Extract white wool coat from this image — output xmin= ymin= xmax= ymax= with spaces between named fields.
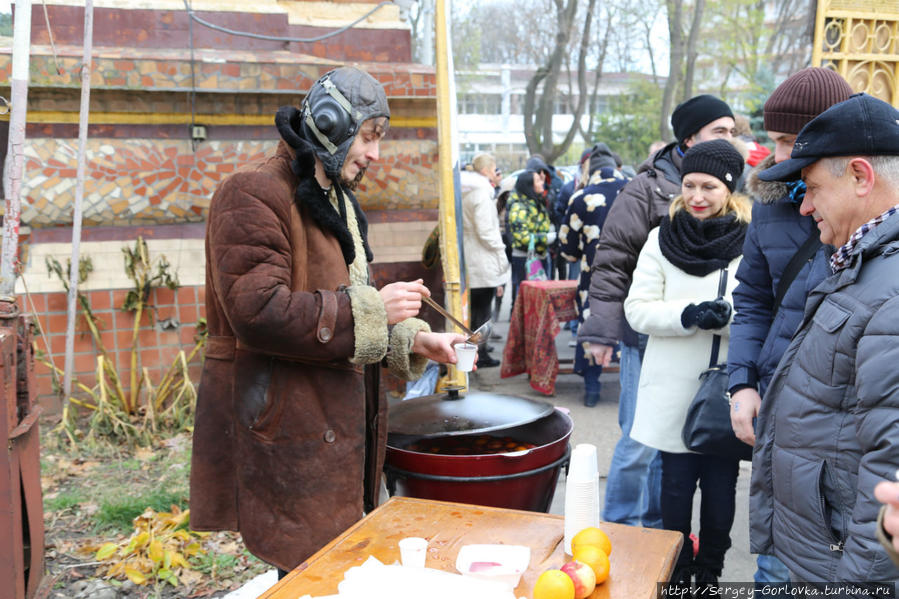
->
xmin=460 ymin=169 xmax=510 ymax=289
xmin=624 ymin=227 xmax=741 ymax=454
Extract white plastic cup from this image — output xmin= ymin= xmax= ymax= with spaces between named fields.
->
xmin=453 ymin=342 xmax=477 ymax=372
xmin=568 ymin=444 xmax=599 ymax=481
xmin=398 ymin=536 xmax=428 ymax=568
xmin=564 ymin=443 xmax=600 ymax=555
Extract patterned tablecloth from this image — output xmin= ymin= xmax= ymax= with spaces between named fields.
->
xmin=501 ymin=279 xmax=578 ymax=395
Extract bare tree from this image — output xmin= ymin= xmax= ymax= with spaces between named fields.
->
xmin=659 ymin=0 xmax=685 ymax=140
xmin=659 ymin=0 xmax=707 ymax=140
xmin=682 ymin=0 xmax=706 ymax=99
xmin=702 ymin=0 xmax=812 ymax=110
xmin=522 ymin=0 xmax=598 ymax=162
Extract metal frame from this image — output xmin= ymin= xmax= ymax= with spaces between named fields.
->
xmin=813 ymin=0 xmax=899 ymax=106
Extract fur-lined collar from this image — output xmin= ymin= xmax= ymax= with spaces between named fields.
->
xmin=746 ymin=153 xmax=791 ymax=205
xmin=274 ymin=140 xmax=374 ymax=268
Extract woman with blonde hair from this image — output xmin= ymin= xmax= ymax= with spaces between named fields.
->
xmin=624 ymin=139 xmax=750 ymax=590
xmin=460 ymin=153 xmax=508 ymax=367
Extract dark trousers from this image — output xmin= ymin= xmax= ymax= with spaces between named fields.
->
xmin=660 ymin=451 xmax=740 ymax=575
xmin=509 ymin=255 xmax=550 ymax=308
xmin=470 ymin=287 xmax=495 ymax=356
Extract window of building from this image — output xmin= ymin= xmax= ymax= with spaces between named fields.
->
xmin=457 ymin=94 xmax=502 ymax=114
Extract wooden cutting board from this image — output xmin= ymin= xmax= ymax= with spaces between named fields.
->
xmin=259 ymin=496 xmax=681 ymax=599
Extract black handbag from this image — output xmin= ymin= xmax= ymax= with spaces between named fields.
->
xmin=681 ymin=268 xmax=753 ymax=461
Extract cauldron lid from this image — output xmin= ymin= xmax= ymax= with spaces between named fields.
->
xmin=387 ymin=389 xmax=555 ymax=437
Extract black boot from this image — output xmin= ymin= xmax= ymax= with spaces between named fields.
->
xmin=477 ymin=353 xmax=500 ymax=368
xmin=693 ymin=566 xmax=720 ymax=596
xmin=667 ymin=563 xmax=694 ymax=597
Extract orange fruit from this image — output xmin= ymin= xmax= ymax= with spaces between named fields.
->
xmin=572 ymin=544 xmax=611 ymax=583
xmin=533 ymin=569 xmax=576 ymax=599
xmin=571 ymin=526 xmax=612 ymax=556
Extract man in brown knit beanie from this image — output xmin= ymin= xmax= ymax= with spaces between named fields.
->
xmin=726 ymin=67 xmax=853 ymax=589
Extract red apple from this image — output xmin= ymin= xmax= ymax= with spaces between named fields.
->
xmin=561 ymin=559 xmax=597 ymax=599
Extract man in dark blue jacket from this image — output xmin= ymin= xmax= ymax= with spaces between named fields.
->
xmin=726 ymin=67 xmax=852 ymax=586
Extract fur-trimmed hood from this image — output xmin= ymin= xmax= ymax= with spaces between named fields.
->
xmin=746 ymin=153 xmax=791 ymax=205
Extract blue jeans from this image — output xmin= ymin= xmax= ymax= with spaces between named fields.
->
xmin=601 ymin=342 xmax=663 ymax=527
xmin=755 ymin=553 xmax=791 ymax=596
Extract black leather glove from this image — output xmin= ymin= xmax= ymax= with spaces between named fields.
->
xmin=681 ymin=299 xmax=732 ymax=330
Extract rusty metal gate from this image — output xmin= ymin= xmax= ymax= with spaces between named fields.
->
xmin=1 ymin=315 xmax=44 ymax=598
xmin=813 ymin=0 xmax=899 ymax=106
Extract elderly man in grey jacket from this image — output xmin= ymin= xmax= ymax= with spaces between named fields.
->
xmin=752 ymin=93 xmax=899 ymax=590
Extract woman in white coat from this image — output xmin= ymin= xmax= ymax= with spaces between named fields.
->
xmin=624 ymin=139 xmax=751 ymax=590
xmin=460 ymin=153 xmax=510 ymax=367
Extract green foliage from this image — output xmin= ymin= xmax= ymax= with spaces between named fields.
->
xmin=0 ymin=14 xmax=11 ymax=37
xmin=95 ymin=490 xmax=189 ymax=533
xmin=191 ymin=551 xmax=240 ymax=575
xmin=590 ymin=79 xmax=664 ymax=165
xmin=45 ymin=490 xmax=88 ymax=512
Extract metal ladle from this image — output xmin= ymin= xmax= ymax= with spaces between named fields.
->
xmin=422 ymin=296 xmax=491 ymax=345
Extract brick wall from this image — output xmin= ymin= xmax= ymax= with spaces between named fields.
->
xmin=23 ymin=286 xmax=206 ymax=414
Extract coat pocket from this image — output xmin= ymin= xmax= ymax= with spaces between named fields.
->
xmin=772 ymin=452 xmax=843 ymax=550
xmin=234 ymin=352 xmax=279 ymax=439
xmin=798 ymin=298 xmax=852 ymax=393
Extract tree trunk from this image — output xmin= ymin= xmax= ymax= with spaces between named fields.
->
xmin=522 ymin=0 xmax=590 ymax=163
xmin=682 ymin=0 xmax=705 ymax=101
xmin=660 ymin=0 xmax=684 ymax=141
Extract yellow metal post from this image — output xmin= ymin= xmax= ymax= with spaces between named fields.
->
xmin=434 ymin=0 xmax=467 ymax=389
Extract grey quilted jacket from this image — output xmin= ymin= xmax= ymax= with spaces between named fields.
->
xmin=750 ymin=210 xmax=899 ymax=586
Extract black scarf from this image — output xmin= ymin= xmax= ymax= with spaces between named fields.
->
xmin=658 ymin=210 xmax=746 ymax=277
xmin=274 ymin=106 xmax=373 ymax=266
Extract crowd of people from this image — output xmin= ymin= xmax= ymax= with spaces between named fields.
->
xmin=461 ymin=67 xmax=899 ymax=593
xmin=189 ymin=63 xmax=899 ymax=592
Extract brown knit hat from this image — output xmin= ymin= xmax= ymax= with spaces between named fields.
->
xmin=763 ymin=68 xmax=853 ymax=134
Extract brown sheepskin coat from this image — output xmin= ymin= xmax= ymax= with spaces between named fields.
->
xmin=190 ymin=142 xmax=427 ymax=570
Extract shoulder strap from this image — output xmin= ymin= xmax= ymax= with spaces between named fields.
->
xmin=772 ymin=230 xmax=822 ymax=315
xmin=709 ymin=268 xmax=728 ymax=367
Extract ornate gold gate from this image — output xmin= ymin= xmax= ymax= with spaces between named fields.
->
xmin=813 ymin=0 xmax=899 ymax=107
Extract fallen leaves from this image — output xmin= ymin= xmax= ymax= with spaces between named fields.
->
xmin=81 ymin=505 xmax=207 ymax=587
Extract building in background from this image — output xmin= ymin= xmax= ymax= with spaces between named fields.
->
xmin=455 ymin=64 xmax=662 ymax=167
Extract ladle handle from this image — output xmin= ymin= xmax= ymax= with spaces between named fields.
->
xmin=422 ymin=295 xmax=474 ymax=336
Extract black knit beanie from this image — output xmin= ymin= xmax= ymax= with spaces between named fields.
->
xmin=681 ymin=139 xmax=745 ymax=192
xmin=763 ymin=67 xmax=853 ymax=134
xmin=671 ymin=94 xmax=734 ymax=144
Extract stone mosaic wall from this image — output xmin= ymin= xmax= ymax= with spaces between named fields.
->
xmin=1 ymin=47 xmax=436 ymax=98
xmin=21 ymin=137 xmax=439 ymax=227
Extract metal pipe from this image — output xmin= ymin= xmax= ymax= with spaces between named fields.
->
xmin=0 ymin=0 xmax=33 ymax=310
xmin=63 ymin=0 xmax=93 ymax=401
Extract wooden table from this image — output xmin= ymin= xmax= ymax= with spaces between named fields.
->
xmin=260 ymin=496 xmax=682 ymax=599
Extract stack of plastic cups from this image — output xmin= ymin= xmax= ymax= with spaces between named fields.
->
xmin=563 ymin=443 xmax=600 ymax=555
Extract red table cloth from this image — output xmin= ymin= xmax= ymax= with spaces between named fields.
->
xmin=501 ymin=279 xmax=578 ymax=395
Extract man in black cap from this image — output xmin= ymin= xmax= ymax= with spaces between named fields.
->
xmin=576 ymin=94 xmax=735 ymax=529
xmin=190 ymin=66 xmax=465 ymax=575
xmin=751 ymin=93 xmax=899 ymax=587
